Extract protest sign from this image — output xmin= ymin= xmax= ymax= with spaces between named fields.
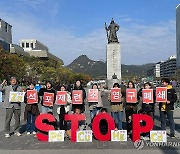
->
xmin=111 ymin=88 xmax=121 ymax=102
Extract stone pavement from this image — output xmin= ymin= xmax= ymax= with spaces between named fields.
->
xmin=0 ymin=90 xmax=179 ymax=153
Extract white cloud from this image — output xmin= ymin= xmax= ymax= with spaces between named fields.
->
xmin=17 ymin=0 xmax=49 ymax=10
xmin=0 ymin=9 xmax=176 ymax=65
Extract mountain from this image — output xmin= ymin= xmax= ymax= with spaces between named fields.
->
xmin=67 ymin=55 xmax=106 ymax=78
xmin=67 ymin=55 xmax=154 ymax=78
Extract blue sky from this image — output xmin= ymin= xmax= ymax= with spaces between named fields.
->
xmin=0 ymin=0 xmax=180 ymax=65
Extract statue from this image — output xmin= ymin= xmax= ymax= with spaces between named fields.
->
xmin=112 ymin=73 xmax=117 ymax=79
xmin=105 ymin=18 xmax=119 ymax=43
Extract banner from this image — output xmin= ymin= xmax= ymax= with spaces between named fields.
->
xmin=27 ymin=90 xmax=38 ymax=104
xmin=88 ymin=89 xmax=98 ymax=102
xmin=0 ymin=92 xmax=2 ymax=102
xmin=111 ymin=88 xmax=121 ymax=102
xmin=126 ymin=89 xmax=137 ymax=103
xmin=56 ymin=91 xmax=67 ymax=105
xmin=49 ymin=130 xmax=65 ymax=142
xmin=43 ymin=92 xmax=54 ymax=107
xmin=9 ymin=91 xmax=25 ymax=102
xmin=76 ymin=130 xmax=92 ymax=142
xmin=156 ymin=87 xmax=167 ymax=102
xmin=111 ymin=130 xmax=127 ymax=141
xmin=72 ymin=90 xmax=83 ymax=104
xmin=150 ymin=131 xmax=167 ymax=142
xmin=142 ymin=89 xmax=153 ymax=104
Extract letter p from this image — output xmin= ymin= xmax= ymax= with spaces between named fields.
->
xmin=132 ymin=114 xmax=154 ymax=142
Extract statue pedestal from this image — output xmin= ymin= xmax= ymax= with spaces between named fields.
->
xmin=106 ymin=79 xmax=120 ymax=89
xmin=106 ymin=43 xmax=121 ymax=89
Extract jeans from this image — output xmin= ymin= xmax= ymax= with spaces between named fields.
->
xmin=41 ymin=106 xmax=53 ymax=113
xmin=111 ymin=111 xmax=123 ymax=130
xmin=26 ymin=112 xmax=36 ymax=133
xmin=90 ymin=108 xmax=97 ymax=120
xmin=160 ymin=110 xmax=175 ymax=135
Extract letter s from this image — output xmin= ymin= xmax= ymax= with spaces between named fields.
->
xmin=35 ymin=114 xmax=56 ymax=142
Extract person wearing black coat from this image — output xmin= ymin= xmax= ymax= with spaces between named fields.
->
xmin=159 ymin=78 xmax=177 ymax=138
xmin=38 ymin=81 xmax=56 ymax=113
xmin=137 ymin=82 xmax=156 ymax=140
xmin=71 ymin=80 xmax=86 ymax=113
xmin=137 ymin=82 xmax=156 ymax=120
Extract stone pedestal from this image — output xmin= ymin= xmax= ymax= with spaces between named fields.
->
xmin=106 ymin=43 xmax=121 ymax=89
xmin=106 ymin=79 xmax=121 ymax=89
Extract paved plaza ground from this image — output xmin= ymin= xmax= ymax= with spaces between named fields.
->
xmin=0 ymin=90 xmax=179 ymax=154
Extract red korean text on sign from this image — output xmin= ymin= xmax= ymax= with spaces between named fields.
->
xmin=88 ymin=89 xmax=98 ymax=102
xmin=126 ymin=89 xmax=137 ymax=103
xmin=43 ymin=92 xmax=54 ymax=107
xmin=27 ymin=90 xmax=38 ymax=104
xmin=142 ymin=89 xmax=153 ymax=104
xmin=56 ymin=91 xmax=67 ymax=105
xmin=110 ymin=88 xmax=121 ymax=102
xmin=72 ymin=90 xmax=83 ymax=104
xmin=156 ymin=87 xmax=167 ymax=102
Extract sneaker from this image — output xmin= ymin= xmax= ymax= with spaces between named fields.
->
xmin=27 ymin=132 xmax=31 ymax=135
xmin=32 ymin=131 xmax=36 ymax=135
xmin=170 ymin=134 xmax=175 ymax=138
xmin=5 ymin=134 xmax=10 ymax=138
xmin=15 ymin=132 xmax=21 ymax=136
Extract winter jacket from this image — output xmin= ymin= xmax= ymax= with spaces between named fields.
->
xmin=0 ymin=84 xmax=22 ymax=109
xmin=24 ymin=88 xmax=40 ymax=120
xmin=71 ymin=85 xmax=86 ymax=112
xmin=138 ymin=88 xmax=156 ymax=112
xmin=159 ymin=85 xmax=177 ymax=111
xmin=38 ymin=88 xmax=56 ymax=107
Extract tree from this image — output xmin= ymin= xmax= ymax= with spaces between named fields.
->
xmin=0 ymin=51 xmax=26 ymax=81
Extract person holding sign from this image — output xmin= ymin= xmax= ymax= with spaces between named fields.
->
xmin=159 ymin=78 xmax=177 ymax=138
xmin=108 ymin=83 xmax=124 ymax=130
xmin=88 ymin=84 xmax=103 ymax=121
xmin=138 ymin=82 xmax=156 ymax=120
xmin=0 ymin=77 xmax=22 ymax=138
xmin=56 ymin=85 xmax=72 ymax=130
xmin=137 ymin=82 xmax=156 ymax=140
xmin=24 ymin=82 xmax=40 ymax=135
xmin=125 ymin=81 xmax=138 ymax=135
xmin=38 ymin=81 xmax=56 ymax=113
xmin=71 ymin=81 xmax=86 ymax=113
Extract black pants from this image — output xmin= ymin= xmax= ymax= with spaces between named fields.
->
xmin=125 ymin=108 xmax=137 ymax=133
xmin=141 ymin=111 xmax=154 ymax=137
xmin=59 ymin=107 xmax=67 ymax=130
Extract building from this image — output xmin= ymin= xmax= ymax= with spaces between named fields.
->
xmin=0 ymin=18 xmax=12 ymax=51
xmin=10 ymin=44 xmax=30 ymax=57
xmin=147 ymin=56 xmax=177 ymax=78
xmin=176 ymin=4 xmax=180 ymax=68
xmin=160 ymin=56 xmax=176 ymax=77
xmin=19 ymin=39 xmax=63 ymax=63
xmin=147 ymin=62 xmax=161 ymax=78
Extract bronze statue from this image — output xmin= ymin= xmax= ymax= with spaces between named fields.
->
xmin=105 ymin=18 xmax=119 ymax=43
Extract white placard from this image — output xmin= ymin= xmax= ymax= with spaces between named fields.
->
xmin=76 ymin=130 xmax=92 ymax=142
xmin=0 ymin=92 xmax=2 ymax=102
xmin=150 ymin=131 xmax=167 ymax=142
xmin=48 ymin=130 xmax=65 ymax=142
xmin=9 ymin=91 xmax=25 ymax=102
xmin=111 ymin=130 xmax=127 ymax=141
